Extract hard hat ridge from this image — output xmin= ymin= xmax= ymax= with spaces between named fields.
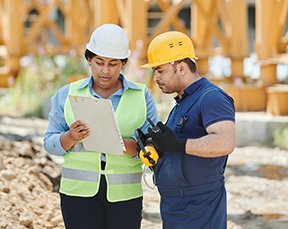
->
xmin=86 ymin=24 xmax=131 ymax=59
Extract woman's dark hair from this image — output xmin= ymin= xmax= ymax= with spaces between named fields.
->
xmin=84 ymin=49 xmax=96 ymax=60
xmin=176 ymin=58 xmax=197 ymax=73
xmin=84 ymin=49 xmax=128 ymax=65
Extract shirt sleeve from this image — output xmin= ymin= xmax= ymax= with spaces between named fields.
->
xmin=200 ymin=90 xmax=235 ymax=129
xmin=138 ymin=88 xmax=159 ymax=134
xmin=43 ymin=85 xmax=70 ymax=156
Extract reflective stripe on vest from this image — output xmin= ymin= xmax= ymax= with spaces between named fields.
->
xmin=62 ymin=167 xmax=142 ymax=184
xmin=62 ymin=167 xmax=99 ymax=182
xmin=107 ymin=173 xmax=142 ymax=185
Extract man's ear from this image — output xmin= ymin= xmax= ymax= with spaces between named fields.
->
xmin=177 ymin=62 xmax=186 ymax=75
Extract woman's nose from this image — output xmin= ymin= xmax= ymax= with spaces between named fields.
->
xmin=101 ymin=65 xmax=109 ymax=74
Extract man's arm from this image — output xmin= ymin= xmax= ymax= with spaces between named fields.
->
xmin=148 ymin=120 xmax=235 ymax=158
xmin=185 ymin=120 xmax=235 ymax=158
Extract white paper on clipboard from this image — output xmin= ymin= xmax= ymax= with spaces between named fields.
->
xmin=69 ymin=95 xmax=125 ymax=155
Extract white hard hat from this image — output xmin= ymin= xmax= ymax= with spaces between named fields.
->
xmin=86 ymin=24 xmax=131 ymax=59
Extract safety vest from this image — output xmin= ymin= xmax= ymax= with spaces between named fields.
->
xmin=60 ymin=78 xmax=146 ymax=202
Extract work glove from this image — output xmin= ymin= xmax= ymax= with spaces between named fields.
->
xmin=148 ymin=122 xmax=187 ymax=153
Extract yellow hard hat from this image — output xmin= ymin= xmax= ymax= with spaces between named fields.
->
xmin=141 ymin=31 xmax=197 ymax=68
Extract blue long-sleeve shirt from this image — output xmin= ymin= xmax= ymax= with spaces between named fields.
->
xmin=44 ymin=74 xmax=158 ymax=156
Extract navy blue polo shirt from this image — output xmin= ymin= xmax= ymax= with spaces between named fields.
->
xmin=165 ymin=77 xmax=235 ymax=186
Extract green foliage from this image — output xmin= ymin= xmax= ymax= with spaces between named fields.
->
xmin=62 ymin=55 xmax=88 ymax=79
xmin=273 ymin=127 xmax=288 ymax=150
xmin=0 ymin=55 xmax=88 ymax=118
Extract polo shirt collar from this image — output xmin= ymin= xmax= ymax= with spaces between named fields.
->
xmin=174 ymin=77 xmax=207 ymax=102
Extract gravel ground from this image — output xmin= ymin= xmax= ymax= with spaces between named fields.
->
xmin=0 ymin=116 xmax=287 ymax=228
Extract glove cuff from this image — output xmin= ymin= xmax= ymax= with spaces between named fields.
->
xmin=178 ymin=138 xmax=187 ymax=153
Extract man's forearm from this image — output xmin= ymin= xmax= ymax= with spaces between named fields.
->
xmin=185 ymin=133 xmax=235 ymax=158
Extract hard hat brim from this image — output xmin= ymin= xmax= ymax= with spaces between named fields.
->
xmin=140 ymin=57 xmax=199 ymax=69
xmin=140 ymin=63 xmax=153 ymax=68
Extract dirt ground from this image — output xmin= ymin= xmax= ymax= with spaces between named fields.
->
xmin=0 ymin=116 xmax=287 ymax=229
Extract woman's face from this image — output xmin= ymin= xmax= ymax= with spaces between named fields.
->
xmin=88 ymin=55 xmax=124 ymax=89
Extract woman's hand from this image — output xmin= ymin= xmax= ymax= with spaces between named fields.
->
xmin=123 ymin=138 xmax=138 ymax=157
xmin=60 ymin=120 xmax=90 ymax=151
xmin=68 ymin=120 xmax=90 ymax=141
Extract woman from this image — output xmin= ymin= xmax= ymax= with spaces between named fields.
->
xmin=44 ymin=24 xmax=158 ymax=229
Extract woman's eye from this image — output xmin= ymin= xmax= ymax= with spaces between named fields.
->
xmin=95 ymin=61 xmax=104 ymax=66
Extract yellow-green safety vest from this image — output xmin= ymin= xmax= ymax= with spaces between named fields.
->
xmin=60 ymin=78 xmax=146 ymax=202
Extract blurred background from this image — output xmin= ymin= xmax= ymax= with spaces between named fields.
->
xmin=0 ymin=0 xmax=287 ymax=228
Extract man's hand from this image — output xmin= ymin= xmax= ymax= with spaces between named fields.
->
xmin=148 ymin=122 xmax=187 ymax=153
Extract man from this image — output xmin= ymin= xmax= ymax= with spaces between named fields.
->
xmin=141 ymin=31 xmax=235 ymax=229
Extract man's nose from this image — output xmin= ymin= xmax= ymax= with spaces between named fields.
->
xmin=152 ymin=73 xmax=159 ymax=81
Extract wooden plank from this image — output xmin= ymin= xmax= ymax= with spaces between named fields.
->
xmin=0 ymin=0 xmax=3 ymax=45
xmin=125 ymin=0 xmax=147 ymax=53
xmin=227 ymin=0 xmax=248 ymax=78
xmin=68 ymin=0 xmax=90 ymax=48
xmin=256 ymin=0 xmax=278 ymax=84
xmin=156 ymin=0 xmax=187 ymax=33
xmin=278 ymin=0 xmax=288 ymax=52
xmin=151 ymin=0 xmax=185 ymax=39
xmin=266 ymin=85 xmax=288 ymax=116
xmin=1 ymin=0 xmax=23 ymax=75
xmin=93 ymin=0 xmax=119 ymax=27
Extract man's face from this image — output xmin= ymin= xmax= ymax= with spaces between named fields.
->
xmin=152 ymin=63 xmax=181 ymax=94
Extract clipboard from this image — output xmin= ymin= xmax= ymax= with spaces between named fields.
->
xmin=69 ymin=95 xmax=125 ymax=155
